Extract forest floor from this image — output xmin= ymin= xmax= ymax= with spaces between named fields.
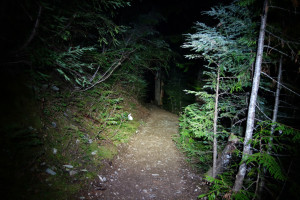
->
xmin=78 ymin=105 xmax=205 ymax=200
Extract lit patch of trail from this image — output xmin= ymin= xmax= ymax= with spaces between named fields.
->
xmin=82 ymin=106 xmax=203 ymax=200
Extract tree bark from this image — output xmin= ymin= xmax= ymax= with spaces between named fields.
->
xmin=233 ymin=0 xmax=269 ymax=192
xmin=269 ymin=55 xmax=282 ymax=147
xmin=206 ymin=134 xmax=239 ymax=177
xmin=212 ymin=68 xmax=220 ymax=178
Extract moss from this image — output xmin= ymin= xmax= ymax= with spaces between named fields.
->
xmin=85 ymin=171 xmax=97 ymax=179
xmin=98 ymin=144 xmax=118 ymax=160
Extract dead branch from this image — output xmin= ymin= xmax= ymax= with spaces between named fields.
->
xmin=18 ymin=4 xmax=42 ymax=52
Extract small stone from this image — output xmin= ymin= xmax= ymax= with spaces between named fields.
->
xmin=98 ymin=175 xmax=107 ymax=182
xmin=69 ymin=170 xmax=78 ymax=176
xmin=51 ymin=122 xmax=57 ymax=128
xmin=88 ymin=139 xmax=93 ymax=144
xmin=91 ymin=151 xmax=97 ymax=155
xmin=51 ymin=85 xmax=59 ymax=91
xmin=128 ymin=113 xmax=133 ymax=120
xmin=53 ymin=148 xmax=57 ymax=154
xmin=46 ymin=168 xmax=56 ymax=175
xmin=63 ymin=164 xmax=73 ymax=169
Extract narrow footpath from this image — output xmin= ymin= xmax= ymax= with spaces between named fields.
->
xmin=81 ymin=106 xmax=204 ymax=200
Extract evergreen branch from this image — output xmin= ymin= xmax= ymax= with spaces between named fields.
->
xmin=246 ymin=153 xmax=286 ymax=181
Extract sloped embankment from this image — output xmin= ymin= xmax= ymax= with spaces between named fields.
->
xmin=0 ymin=80 xmax=149 ymax=200
xmin=80 ymin=106 xmax=204 ymax=200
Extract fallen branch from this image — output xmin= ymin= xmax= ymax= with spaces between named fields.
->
xmin=80 ymin=49 xmax=136 ymax=91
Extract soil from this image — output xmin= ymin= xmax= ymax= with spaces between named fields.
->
xmin=80 ymin=106 xmax=205 ymax=200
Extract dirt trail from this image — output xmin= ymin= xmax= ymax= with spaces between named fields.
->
xmin=82 ymin=106 xmax=204 ymax=200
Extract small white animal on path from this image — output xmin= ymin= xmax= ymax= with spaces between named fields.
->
xmin=128 ymin=113 xmax=133 ymax=121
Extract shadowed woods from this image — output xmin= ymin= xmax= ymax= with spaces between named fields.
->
xmin=1 ymin=0 xmax=300 ymax=199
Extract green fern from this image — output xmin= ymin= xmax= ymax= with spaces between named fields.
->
xmin=246 ymin=153 xmax=286 ymax=181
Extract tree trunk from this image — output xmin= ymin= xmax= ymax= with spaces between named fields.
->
xmin=212 ymin=68 xmax=220 ymax=178
xmin=155 ymin=69 xmax=163 ymax=106
xmin=269 ymin=55 xmax=282 ymax=147
xmin=206 ymin=134 xmax=239 ymax=177
xmin=257 ymin=55 xmax=283 ymax=198
xmin=233 ymin=0 xmax=269 ymax=192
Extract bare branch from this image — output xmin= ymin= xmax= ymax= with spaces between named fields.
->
xmin=233 ymin=118 xmax=247 ymax=127
xmin=259 ymin=86 xmax=275 ymax=94
xmin=269 ymin=5 xmax=300 ymax=15
xmin=265 ymin=30 xmax=300 ymax=45
xmin=18 ymin=4 xmax=42 ymax=52
xmin=79 ymin=49 xmax=136 ymax=91
xmin=264 ymin=45 xmax=290 ymax=57
xmin=256 ymin=103 xmax=271 ymax=120
xmin=89 ymin=65 xmax=101 ymax=82
xmin=261 ymin=72 xmax=300 ymax=97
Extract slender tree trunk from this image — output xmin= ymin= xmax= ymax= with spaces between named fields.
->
xmin=233 ymin=0 xmax=269 ymax=192
xmin=212 ymin=68 xmax=220 ymax=178
xmin=269 ymin=55 xmax=282 ymax=147
xmin=155 ymin=69 xmax=162 ymax=106
xmin=257 ymin=56 xmax=283 ymax=198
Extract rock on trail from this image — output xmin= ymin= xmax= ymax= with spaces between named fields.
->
xmin=81 ymin=106 xmax=204 ymax=200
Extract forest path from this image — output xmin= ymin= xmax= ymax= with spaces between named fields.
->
xmin=82 ymin=106 xmax=203 ymax=200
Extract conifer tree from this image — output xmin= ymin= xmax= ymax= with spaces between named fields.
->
xmin=182 ymin=0 xmax=256 ymax=179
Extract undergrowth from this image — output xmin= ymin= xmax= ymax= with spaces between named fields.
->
xmin=0 ymin=74 xmax=147 ymax=200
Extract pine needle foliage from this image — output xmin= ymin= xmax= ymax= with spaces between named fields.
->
xmin=181 ymin=0 xmax=257 ymax=131
xmin=248 ymin=121 xmax=300 ymax=181
xmin=178 ymin=1 xmax=257 ymax=172
xmin=27 ymin=0 xmax=173 ymax=92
